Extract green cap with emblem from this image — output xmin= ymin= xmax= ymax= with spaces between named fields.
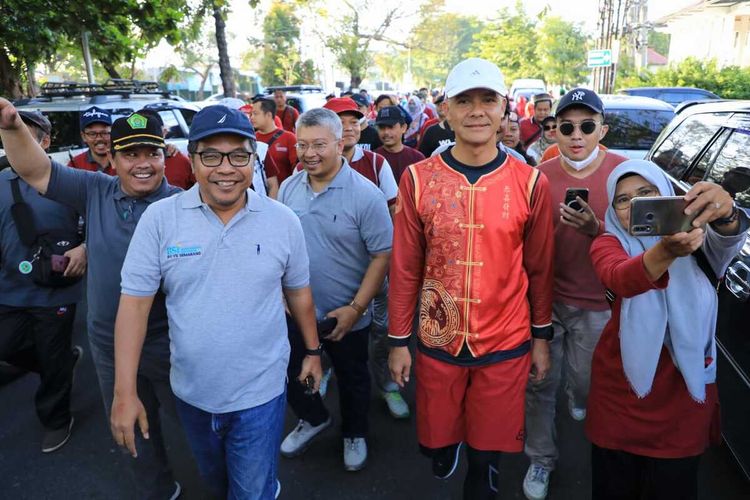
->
xmin=111 ymin=112 xmax=166 ymax=151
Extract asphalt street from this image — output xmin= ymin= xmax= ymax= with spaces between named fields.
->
xmin=1 ymin=304 xmax=749 ymax=500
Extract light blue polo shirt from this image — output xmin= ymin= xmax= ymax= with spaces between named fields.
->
xmin=278 ymin=160 xmax=392 ymax=331
xmin=120 ymin=185 xmax=309 ymax=413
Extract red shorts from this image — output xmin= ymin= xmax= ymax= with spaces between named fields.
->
xmin=415 ymin=350 xmax=529 ymax=452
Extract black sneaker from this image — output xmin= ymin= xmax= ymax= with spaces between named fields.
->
xmin=41 ymin=417 xmax=74 ymax=453
xmin=432 ymin=442 xmax=463 ymax=479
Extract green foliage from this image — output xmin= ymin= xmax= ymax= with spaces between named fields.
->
xmin=536 ymin=17 xmax=589 ymax=89
xmin=258 ymin=1 xmax=316 ymax=86
xmin=468 ymin=4 xmax=541 ymax=83
xmin=617 ymin=57 xmax=750 ymax=99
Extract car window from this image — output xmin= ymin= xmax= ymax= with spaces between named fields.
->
xmin=651 ymin=113 xmax=726 ymax=180
xmin=40 ymin=111 xmax=86 ymax=154
xmin=703 ymin=128 xmax=750 ymax=209
xmin=178 ymin=108 xmax=196 ymax=127
xmin=600 ymin=108 xmax=674 ymax=151
xmin=158 ymin=110 xmax=185 ymax=139
xmin=686 ymin=128 xmax=730 ymax=184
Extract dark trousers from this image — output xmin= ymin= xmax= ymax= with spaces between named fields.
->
xmin=0 ymin=304 xmax=76 ymax=430
xmin=286 ymin=316 xmax=371 ymax=437
xmin=591 ymin=444 xmax=700 ymax=500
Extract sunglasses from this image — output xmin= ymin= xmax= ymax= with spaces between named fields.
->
xmin=558 ymin=120 xmax=600 ymax=136
xmin=543 ymin=124 xmax=556 ymax=131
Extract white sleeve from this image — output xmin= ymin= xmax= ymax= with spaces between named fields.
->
xmin=377 ymin=158 xmax=399 ymax=202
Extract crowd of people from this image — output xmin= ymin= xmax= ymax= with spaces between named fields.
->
xmin=0 ymin=55 xmax=747 ymax=500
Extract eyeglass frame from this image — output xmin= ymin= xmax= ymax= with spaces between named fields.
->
xmin=83 ymin=130 xmax=111 ymax=139
xmin=294 ymin=141 xmax=337 ymax=154
xmin=557 ymin=119 xmax=601 ymax=136
xmin=543 ymin=124 xmax=557 ymax=131
xmin=612 ymin=185 xmax=660 ymax=210
xmin=194 ymin=149 xmax=256 ymax=168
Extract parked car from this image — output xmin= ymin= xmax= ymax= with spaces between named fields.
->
xmin=646 ymin=99 xmax=750 ymax=481
xmin=509 ymin=78 xmax=546 ymax=102
xmin=2 ymin=80 xmax=198 ymax=164
xmin=598 ymin=94 xmax=675 ymax=160
xmin=263 ymin=85 xmax=327 ymax=114
xmin=618 ymin=86 xmax=720 ymax=108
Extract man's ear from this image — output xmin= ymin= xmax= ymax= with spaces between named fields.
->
xmin=106 ymin=151 xmax=116 ymax=171
xmin=600 ymin=124 xmax=609 ymax=141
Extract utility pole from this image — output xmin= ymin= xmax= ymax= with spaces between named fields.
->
xmin=594 ymin=0 xmax=632 ymax=94
xmin=81 ymin=31 xmax=95 ymax=84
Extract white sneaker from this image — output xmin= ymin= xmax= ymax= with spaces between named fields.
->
xmin=568 ymin=398 xmax=586 ymax=421
xmin=280 ymin=418 xmax=332 ymax=457
xmin=382 ymin=391 xmax=410 ymax=419
xmin=523 ymin=464 xmax=550 ymax=500
xmin=319 ymin=368 xmax=333 ymax=398
xmin=343 ymin=437 xmax=367 ymax=471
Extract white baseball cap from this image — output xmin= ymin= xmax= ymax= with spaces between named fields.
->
xmin=444 ymin=58 xmax=507 ymax=98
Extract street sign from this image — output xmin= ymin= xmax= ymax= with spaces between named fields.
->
xmin=587 ymin=49 xmax=613 ymax=68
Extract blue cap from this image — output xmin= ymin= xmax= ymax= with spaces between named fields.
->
xmin=188 ymin=105 xmax=256 ymax=142
xmin=79 ymin=106 xmax=112 ymax=130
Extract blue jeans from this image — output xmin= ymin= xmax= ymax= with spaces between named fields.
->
xmin=175 ymin=391 xmax=286 ymax=500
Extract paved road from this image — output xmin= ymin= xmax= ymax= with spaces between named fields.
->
xmin=1 ymin=306 xmax=749 ymax=499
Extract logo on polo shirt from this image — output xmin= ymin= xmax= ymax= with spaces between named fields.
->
xmin=166 ymin=245 xmax=202 ymax=259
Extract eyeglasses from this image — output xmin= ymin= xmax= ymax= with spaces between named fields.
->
xmin=195 ymin=150 xmax=254 ymax=167
xmin=83 ymin=131 xmax=111 ymax=139
xmin=558 ymin=120 xmax=600 ymax=136
xmin=295 ymin=142 xmax=331 ymax=154
xmin=613 ymin=185 xmax=659 ymax=210
xmin=543 ymin=124 xmax=557 ymax=131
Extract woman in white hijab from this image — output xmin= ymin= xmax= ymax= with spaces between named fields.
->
xmin=403 ymin=95 xmax=428 ymax=148
xmin=587 ymin=159 xmax=747 ymax=500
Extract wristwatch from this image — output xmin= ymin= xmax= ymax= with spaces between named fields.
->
xmin=349 ymin=299 xmax=367 ymax=316
xmin=305 ymin=344 xmax=323 ymax=356
xmin=713 ymin=202 xmax=739 ymax=226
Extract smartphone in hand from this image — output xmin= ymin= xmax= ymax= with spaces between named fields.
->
xmin=629 ymin=196 xmax=700 ymax=236
xmin=50 ymin=254 xmax=70 ymax=273
xmin=564 ymin=188 xmax=589 ymax=212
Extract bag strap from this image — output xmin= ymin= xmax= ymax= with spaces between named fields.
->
xmin=9 ymin=177 xmax=39 ymax=246
xmin=266 ymin=129 xmax=284 ymax=148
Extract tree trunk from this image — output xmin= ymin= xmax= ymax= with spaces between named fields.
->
xmin=198 ymin=64 xmax=214 ymax=101
xmin=350 ymin=74 xmax=362 ymax=89
xmin=101 ymin=59 xmax=122 ymax=80
xmin=0 ymin=51 xmax=24 ymax=98
xmin=213 ymin=2 xmax=235 ymax=97
xmin=25 ymin=61 xmax=40 ymax=97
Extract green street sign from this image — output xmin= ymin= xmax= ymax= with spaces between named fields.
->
xmin=587 ymin=49 xmax=613 ymax=68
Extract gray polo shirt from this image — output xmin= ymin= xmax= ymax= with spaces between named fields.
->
xmin=45 ymin=161 xmax=180 ymax=346
xmin=120 ymin=185 xmax=310 ymax=413
xmin=279 ymin=160 xmax=392 ymax=331
xmin=0 ymin=169 xmax=82 ymax=307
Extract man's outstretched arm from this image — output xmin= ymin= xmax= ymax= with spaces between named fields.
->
xmin=0 ymin=98 xmax=52 ymax=193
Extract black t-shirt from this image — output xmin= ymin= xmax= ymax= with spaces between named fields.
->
xmin=358 ymin=125 xmax=382 ymax=151
xmin=440 ymin=147 xmax=507 ymax=185
xmin=419 ymin=121 xmax=455 ymax=157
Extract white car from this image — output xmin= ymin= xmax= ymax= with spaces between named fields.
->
xmin=598 ymin=94 xmax=675 ymax=160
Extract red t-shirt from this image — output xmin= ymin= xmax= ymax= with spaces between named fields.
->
xmin=256 ymin=128 xmax=298 ymax=183
xmin=164 ymin=152 xmax=195 ymax=190
xmin=276 ymin=106 xmax=299 ymax=133
xmin=538 ymin=152 xmax=627 ymax=310
xmin=586 ymin=235 xmax=720 ymax=458
xmin=373 ymin=145 xmax=425 ymax=184
xmin=68 ymin=150 xmax=115 ymax=176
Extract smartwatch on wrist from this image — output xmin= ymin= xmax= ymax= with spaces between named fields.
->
xmin=713 ymin=202 xmax=739 ymax=226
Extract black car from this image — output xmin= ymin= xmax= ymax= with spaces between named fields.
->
xmin=619 ymin=86 xmax=721 ymax=108
xmin=647 ymin=100 xmax=750 ymax=480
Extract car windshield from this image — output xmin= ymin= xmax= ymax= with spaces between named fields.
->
xmin=601 ymin=109 xmax=674 ymax=150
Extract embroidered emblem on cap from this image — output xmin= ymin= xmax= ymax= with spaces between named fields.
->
xmin=218 ymin=114 xmax=227 ymax=124
xmin=571 ymin=90 xmax=585 ymax=101
xmin=471 ymin=70 xmax=481 ymax=76
xmin=83 ymin=109 xmax=109 ymax=119
xmin=127 ymin=113 xmax=148 ymax=129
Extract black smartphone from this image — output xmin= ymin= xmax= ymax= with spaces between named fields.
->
xmin=316 ymin=317 xmax=338 ymax=338
xmin=629 ymin=196 xmax=700 ymax=236
xmin=564 ymin=188 xmax=589 ymax=212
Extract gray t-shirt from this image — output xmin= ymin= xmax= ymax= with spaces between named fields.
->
xmin=279 ymin=161 xmax=393 ymax=331
xmin=45 ymin=161 xmax=181 ymax=345
xmin=120 ymin=185 xmax=310 ymax=413
xmin=0 ymin=169 xmax=82 ymax=307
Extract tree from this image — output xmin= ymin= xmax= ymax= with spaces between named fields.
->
xmin=0 ymin=0 xmax=191 ymax=97
xmin=467 ymin=3 xmax=542 ymax=83
xmin=257 ymin=1 xmax=317 ymax=86
xmin=211 ymin=0 xmax=236 ymax=97
xmin=324 ymin=0 xmax=406 ymax=89
xmin=406 ymin=0 xmax=483 ymax=88
xmin=536 ymin=16 xmax=589 ymax=89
